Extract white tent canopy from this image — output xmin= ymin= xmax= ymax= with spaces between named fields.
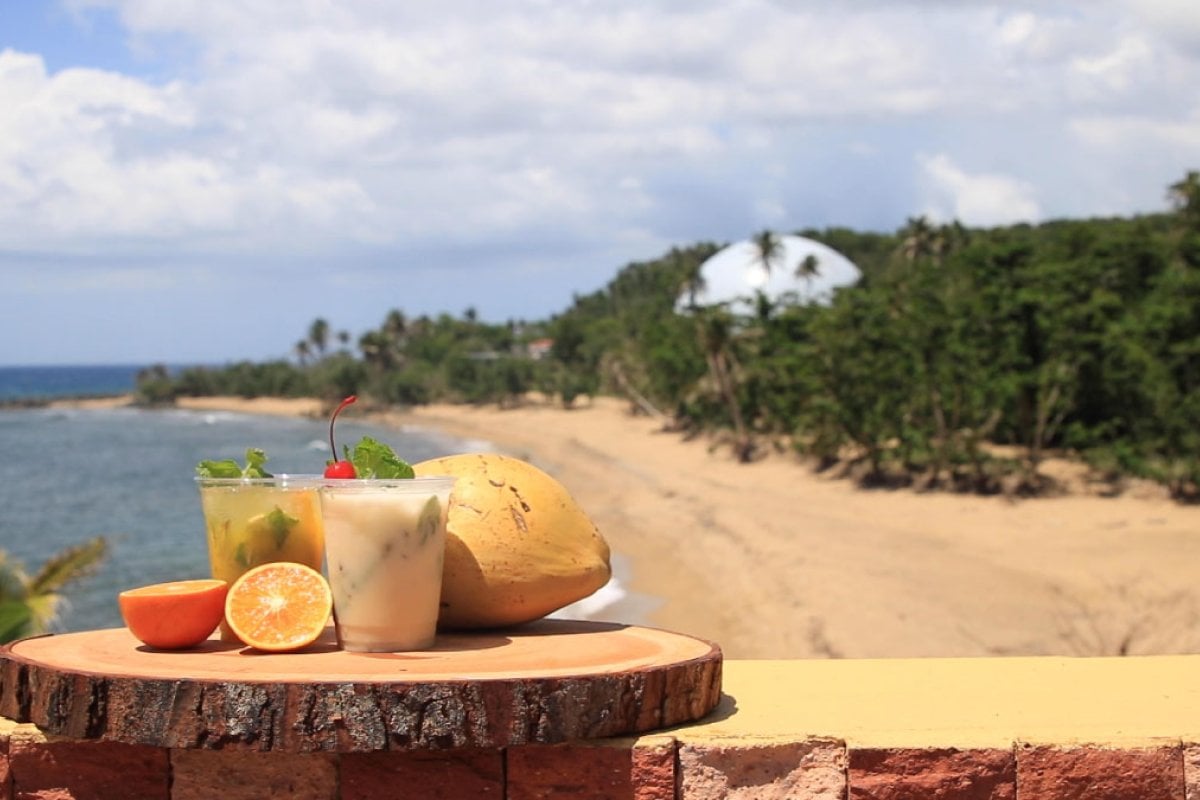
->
xmin=676 ymin=234 xmax=861 ymax=313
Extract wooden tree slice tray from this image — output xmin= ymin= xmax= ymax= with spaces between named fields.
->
xmin=0 ymin=619 xmax=721 ymax=752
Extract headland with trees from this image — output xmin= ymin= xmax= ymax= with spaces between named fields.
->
xmin=137 ymin=172 xmax=1200 ymax=502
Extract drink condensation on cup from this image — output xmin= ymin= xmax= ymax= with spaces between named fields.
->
xmin=319 ymin=476 xmax=456 ymax=652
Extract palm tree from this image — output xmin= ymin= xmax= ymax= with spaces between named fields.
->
xmin=0 ymin=537 xmax=108 ymax=643
xmin=382 ymin=309 xmax=408 ymax=345
xmin=1168 ymin=170 xmax=1200 ymax=229
xmin=794 ymin=253 xmax=822 ymax=298
xmin=900 ymin=216 xmax=936 ymax=263
xmin=308 ymin=318 xmax=330 ymax=357
xmin=359 ymin=330 xmax=402 ymax=372
xmin=752 ymin=290 xmax=775 ymax=325
xmin=294 ymin=339 xmax=311 ymax=366
xmin=696 ymin=307 xmax=754 ymax=462
xmin=936 ymin=220 xmax=969 ymax=261
xmin=676 ymin=248 xmax=708 ymax=310
xmin=751 ymin=229 xmax=784 ymax=276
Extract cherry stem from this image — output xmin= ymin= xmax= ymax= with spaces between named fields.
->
xmin=329 ymin=395 xmax=357 ymax=462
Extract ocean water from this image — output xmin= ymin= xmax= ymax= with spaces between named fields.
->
xmin=0 ymin=367 xmax=645 ymax=634
xmin=0 ymin=364 xmax=144 ymax=401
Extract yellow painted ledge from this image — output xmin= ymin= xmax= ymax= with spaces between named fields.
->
xmin=674 ymin=656 xmax=1200 ymax=749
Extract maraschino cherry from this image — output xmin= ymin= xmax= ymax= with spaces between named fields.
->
xmin=324 ymin=395 xmax=358 ymax=478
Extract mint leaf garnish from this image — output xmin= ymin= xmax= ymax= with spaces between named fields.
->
xmin=243 ymin=448 xmax=271 ymax=477
xmin=265 ymin=506 xmax=298 ymax=549
xmin=196 ymin=447 xmax=274 ymax=478
xmin=346 ymin=436 xmax=414 ymax=479
xmin=195 ymin=459 xmax=242 ymax=478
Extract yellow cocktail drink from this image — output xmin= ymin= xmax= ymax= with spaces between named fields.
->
xmin=196 ymin=477 xmax=325 ymax=640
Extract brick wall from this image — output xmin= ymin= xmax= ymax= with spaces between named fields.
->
xmin=7 ymin=654 xmax=1200 ymax=798
xmin=4 ymin=723 xmax=1200 ymax=799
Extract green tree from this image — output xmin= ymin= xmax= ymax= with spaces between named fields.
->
xmin=134 ymin=363 xmax=176 ymax=405
xmin=383 ymin=309 xmax=408 ymax=345
xmin=794 ymin=253 xmax=821 ymax=299
xmin=740 ymin=302 xmax=820 ymax=441
xmin=548 ymin=313 xmax=598 ymax=406
xmin=0 ymin=537 xmax=108 ymax=643
xmin=806 ymin=284 xmax=910 ymax=479
xmin=358 ymin=330 xmax=399 ymax=372
xmin=309 ymin=352 xmax=368 ymax=402
xmin=899 ymin=215 xmax=937 ymax=263
xmin=695 ymin=306 xmax=754 ymax=461
xmin=752 ymin=229 xmax=784 ymax=276
xmin=308 ymin=318 xmax=330 ymax=357
xmin=676 ymin=247 xmax=708 ymax=310
xmin=1169 ymin=170 xmax=1200 ymax=268
xmin=1168 ymin=170 xmax=1200 ymax=228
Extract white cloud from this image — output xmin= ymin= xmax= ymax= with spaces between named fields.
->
xmin=992 ymin=9 xmax=1089 ymax=63
xmin=1070 ymin=35 xmax=1155 ymax=96
xmin=1071 ymin=111 xmax=1200 ymax=152
xmin=11 ymin=3 xmax=1194 ymax=256
xmin=918 ymin=154 xmax=1041 ymax=226
xmin=2 ymin=1 xmax=1199 ymax=362
xmin=1122 ymin=0 xmax=1200 ymax=55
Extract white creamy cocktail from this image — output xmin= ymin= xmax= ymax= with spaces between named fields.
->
xmin=318 ymin=476 xmax=455 ymax=652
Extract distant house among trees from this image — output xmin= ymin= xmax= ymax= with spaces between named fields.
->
xmin=526 ymin=338 xmax=554 ymax=360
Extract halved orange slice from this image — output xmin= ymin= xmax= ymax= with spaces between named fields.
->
xmin=224 ymin=561 xmax=332 ymax=652
xmin=118 ymin=578 xmax=228 ymax=649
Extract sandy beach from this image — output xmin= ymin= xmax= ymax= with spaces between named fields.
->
xmin=95 ymin=394 xmax=1200 ymax=659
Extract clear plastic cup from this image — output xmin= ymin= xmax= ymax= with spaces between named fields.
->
xmin=195 ymin=475 xmax=326 ymax=641
xmin=318 ymin=476 xmax=455 ymax=652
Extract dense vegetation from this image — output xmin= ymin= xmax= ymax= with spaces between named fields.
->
xmin=140 ymin=172 xmax=1200 ymax=500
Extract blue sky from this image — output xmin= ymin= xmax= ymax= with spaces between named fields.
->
xmin=1 ymin=0 xmax=1198 ymax=366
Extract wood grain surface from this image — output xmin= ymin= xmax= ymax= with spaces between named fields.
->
xmin=0 ymin=619 xmax=722 ymax=751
